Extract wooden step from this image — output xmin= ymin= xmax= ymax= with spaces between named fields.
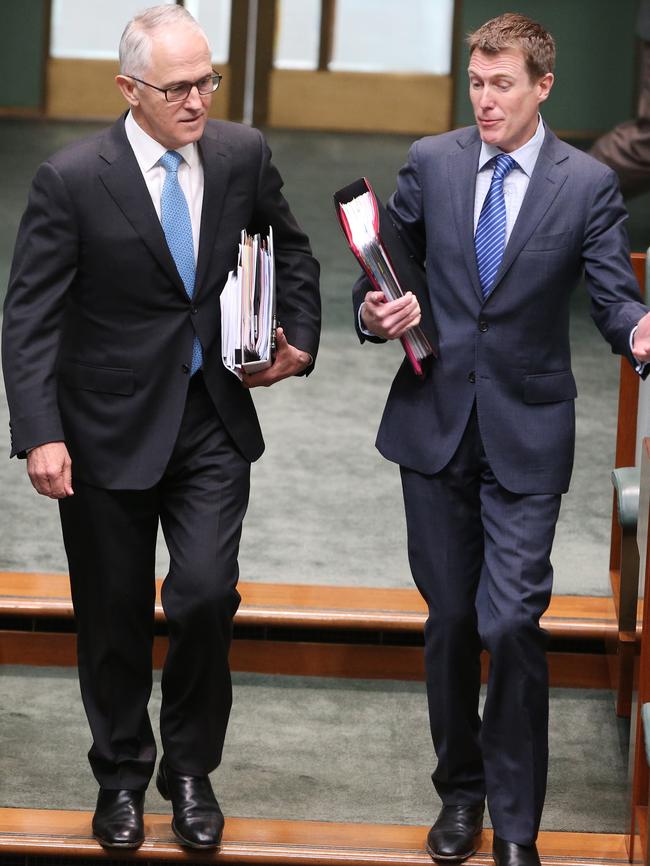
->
xmin=0 ymin=572 xmax=622 ymax=688
xmin=0 ymin=807 xmax=637 ymax=865
xmin=0 ymin=628 xmax=612 ymax=688
xmin=0 ymin=571 xmax=621 ymax=640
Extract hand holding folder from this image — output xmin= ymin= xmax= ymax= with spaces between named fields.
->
xmin=334 ymin=178 xmax=438 ymax=376
xmin=221 ymin=227 xmax=276 ymax=379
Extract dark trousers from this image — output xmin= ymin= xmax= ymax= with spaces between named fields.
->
xmin=400 ymin=408 xmax=561 ymax=845
xmin=59 ymin=373 xmax=251 ymax=790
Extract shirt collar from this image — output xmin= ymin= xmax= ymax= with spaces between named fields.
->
xmin=124 ymin=110 xmax=199 ymax=173
xmin=477 ymin=114 xmax=545 ymax=177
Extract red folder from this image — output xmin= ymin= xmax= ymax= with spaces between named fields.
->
xmin=334 ymin=177 xmax=437 ymax=377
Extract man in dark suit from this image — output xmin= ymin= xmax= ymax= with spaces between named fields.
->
xmin=354 ymin=13 xmax=650 ymax=866
xmin=2 ymin=4 xmax=320 ymax=852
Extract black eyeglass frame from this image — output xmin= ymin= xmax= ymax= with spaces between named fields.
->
xmin=127 ymin=71 xmax=222 ymax=102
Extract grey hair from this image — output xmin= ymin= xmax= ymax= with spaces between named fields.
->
xmin=119 ymin=5 xmax=210 ymax=78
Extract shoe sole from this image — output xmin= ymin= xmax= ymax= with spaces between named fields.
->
xmin=92 ymin=832 xmax=144 ymax=850
xmin=171 ymin=819 xmax=222 ymax=850
xmin=426 ymin=842 xmax=478 ymax=862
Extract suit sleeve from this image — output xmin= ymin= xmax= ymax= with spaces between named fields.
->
xmin=352 ymin=139 xmax=427 ymax=344
xmin=582 ymin=165 xmax=649 ymax=369
xmin=248 ymin=132 xmax=321 ymax=373
xmin=2 ymin=161 xmax=78 ymax=456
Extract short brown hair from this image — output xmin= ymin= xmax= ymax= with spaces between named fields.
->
xmin=467 ymin=12 xmax=555 ymax=80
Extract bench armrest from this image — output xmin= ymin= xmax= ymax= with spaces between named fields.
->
xmin=612 ymin=467 xmax=641 ymax=531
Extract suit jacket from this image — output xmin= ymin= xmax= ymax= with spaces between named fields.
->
xmin=2 ymin=116 xmax=321 ymax=489
xmin=353 ymin=125 xmax=648 ymax=495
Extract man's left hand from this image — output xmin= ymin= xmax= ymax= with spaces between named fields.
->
xmin=634 ymin=311 xmax=650 ymax=363
xmin=241 ymin=327 xmax=312 ymax=388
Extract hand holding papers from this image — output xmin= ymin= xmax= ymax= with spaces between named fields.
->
xmin=221 ymin=227 xmax=276 ymax=379
xmin=334 ymin=178 xmax=437 ymax=377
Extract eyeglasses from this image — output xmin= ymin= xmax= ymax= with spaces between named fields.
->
xmin=127 ymin=71 xmax=222 ymax=103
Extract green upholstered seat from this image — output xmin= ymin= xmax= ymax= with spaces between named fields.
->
xmin=612 ymin=467 xmax=641 ymax=531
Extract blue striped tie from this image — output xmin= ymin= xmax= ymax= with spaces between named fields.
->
xmin=475 ymin=153 xmax=517 ymax=299
xmin=160 ymin=150 xmax=203 ymax=375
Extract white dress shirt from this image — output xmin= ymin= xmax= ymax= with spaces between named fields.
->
xmin=473 ymin=114 xmax=545 ymax=242
xmin=124 ymin=110 xmax=203 ymax=262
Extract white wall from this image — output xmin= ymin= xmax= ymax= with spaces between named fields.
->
xmin=275 ymin=0 xmax=321 ymax=70
xmin=274 ymin=0 xmax=454 ymax=74
xmin=51 ymin=0 xmax=231 ymax=64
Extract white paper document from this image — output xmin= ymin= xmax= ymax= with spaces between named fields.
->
xmin=221 ymin=227 xmax=276 ymax=379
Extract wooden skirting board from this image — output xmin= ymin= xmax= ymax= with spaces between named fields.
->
xmin=0 ymin=808 xmax=639 ymax=865
xmin=0 ymin=629 xmax=613 ymax=688
xmin=0 ymin=571 xmax=623 ymax=639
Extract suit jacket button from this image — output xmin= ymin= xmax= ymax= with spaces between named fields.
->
xmin=191 ymin=306 xmax=198 ymax=314
xmin=181 ymin=364 xmax=190 ymax=374
xmin=478 ymin=320 xmax=488 ymax=332
xmin=468 ymin=371 xmax=476 ymax=383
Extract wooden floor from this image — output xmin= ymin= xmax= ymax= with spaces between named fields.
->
xmin=0 ymin=808 xmax=639 ymax=865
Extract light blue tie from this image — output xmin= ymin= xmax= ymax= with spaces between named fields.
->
xmin=160 ymin=150 xmax=202 ymax=374
xmin=474 ymin=153 xmax=517 ymax=299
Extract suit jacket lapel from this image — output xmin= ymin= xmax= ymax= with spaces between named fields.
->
xmin=448 ymin=129 xmax=483 ymax=301
xmin=195 ymin=130 xmax=231 ymax=299
xmin=489 ymin=129 xmax=569 ymax=294
xmin=98 ymin=116 xmax=186 ymax=296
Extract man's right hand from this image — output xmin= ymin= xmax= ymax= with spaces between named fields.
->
xmin=360 ymin=290 xmax=421 ymax=340
xmin=27 ymin=441 xmax=73 ymax=499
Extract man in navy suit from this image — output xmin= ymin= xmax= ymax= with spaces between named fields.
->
xmin=2 ymin=4 xmax=319 ymax=852
xmin=354 ymin=13 xmax=650 ymax=866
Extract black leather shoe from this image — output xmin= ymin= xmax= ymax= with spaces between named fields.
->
xmin=92 ymin=788 xmax=145 ymax=849
xmin=156 ymin=757 xmax=224 ymax=849
xmin=493 ymin=835 xmax=541 ymax=866
xmin=426 ymin=804 xmax=484 ymax=861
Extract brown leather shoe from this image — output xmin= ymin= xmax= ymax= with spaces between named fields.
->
xmin=156 ymin=757 xmax=224 ymax=849
xmin=426 ymin=804 xmax=484 ymax=861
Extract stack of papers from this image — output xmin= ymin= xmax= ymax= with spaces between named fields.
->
xmin=221 ymin=227 xmax=276 ymax=378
